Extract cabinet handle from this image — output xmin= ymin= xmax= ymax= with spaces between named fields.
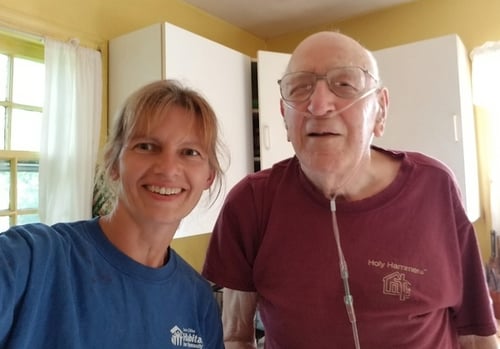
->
xmin=263 ymin=125 xmax=271 ymax=150
xmin=453 ymin=114 xmax=460 ymax=142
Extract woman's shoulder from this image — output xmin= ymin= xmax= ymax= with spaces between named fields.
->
xmin=169 ymin=249 xmax=214 ymax=292
xmin=1 ymin=219 xmax=97 ymax=252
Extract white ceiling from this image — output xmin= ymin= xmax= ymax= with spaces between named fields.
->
xmin=181 ymin=0 xmax=415 ymax=39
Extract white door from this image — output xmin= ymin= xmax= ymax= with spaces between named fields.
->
xmin=164 ymin=23 xmax=254 ymax=237
xmin=257 ymin=50 xmax=294 ymax=169
xmin=108 ymin=23 xmax=163 ymax=123
xmin=373 ymin=34 xmax=479 ymax=221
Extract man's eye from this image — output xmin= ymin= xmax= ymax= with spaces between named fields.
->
xmin=333 ymin=80 xmax=354 ymax=87
xmin=289 ymin=82 xmax=313 ymax=96
xmin=332 ymin=80 xmax=359 ymax=92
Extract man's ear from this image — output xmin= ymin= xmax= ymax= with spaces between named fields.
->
xmin=374 ymin=87 xmax=389 ymax=137
xmin=280 ymin=99 xmax=291 ymax=142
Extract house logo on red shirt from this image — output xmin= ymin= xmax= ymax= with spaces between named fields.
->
xmin=383 ymin=271 xmax=411 ymax=301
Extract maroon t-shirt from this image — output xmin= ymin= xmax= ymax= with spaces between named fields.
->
xmin=203 ymin=148 xmax=496 ymax=348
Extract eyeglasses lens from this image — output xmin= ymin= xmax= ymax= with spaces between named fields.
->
xmin=279 ymin=67 xmax=367 ymax=102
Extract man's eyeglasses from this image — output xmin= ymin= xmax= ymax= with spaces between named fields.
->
xmin=278 ymin=66 xmax=378 ymax=103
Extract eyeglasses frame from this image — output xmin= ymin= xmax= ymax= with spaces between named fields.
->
xmin=277 ymin=66 xmax=379 ymax=103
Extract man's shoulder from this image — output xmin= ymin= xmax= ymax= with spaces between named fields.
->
xmin=235 ymin=157 xmax=296 ymax=191
xmin=225 ymin=157 xmax=296 ymax=204
xmin=376 ymin=146 xmax=456 ymax=179
xmin=404 ymin=150 xmax=456 ymax=178
xmin=247 ymin=157 xmax=295 ymax=181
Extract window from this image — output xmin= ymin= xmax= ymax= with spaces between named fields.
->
xmin=471 ymin=42 xmax=500 ymax=235
xmin=0 ymin=31 xmax=44 ymax=231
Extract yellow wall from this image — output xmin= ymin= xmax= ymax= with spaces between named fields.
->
xmin=1 ymin=0 xmax=498 ymax=267
xmin=267 ymin=0 xmax=500 ymax=54
xmin=0 ymin=0 xmax=264 ymax=55
xmin=171 ymin=233 xmax=211 ymax=272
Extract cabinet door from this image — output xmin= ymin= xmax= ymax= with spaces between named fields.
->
xmin=373 ymin=34 xmax=479 ymax=221
xmin=108 ymin=23 xmax=163 ymax=123
xmin=162 ymin=23 xmax=254 ymax=237
xmin=257 ymin=50 xmax=294 ymax=169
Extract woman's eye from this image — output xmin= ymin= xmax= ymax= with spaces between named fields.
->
xmin=182 ymin=148 xmax=202 ymax=157
xmin=135 ymin=143 xmax=155 ymax=152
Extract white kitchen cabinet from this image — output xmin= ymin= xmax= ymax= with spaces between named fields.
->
xmin=256 ymin=50 xmax=293 ymax=169
xmin=372 ymin=34 xmax=479 ymax=221
xmin=255 ymin=34 xmax=479 ymax=221
xmin=109 ymin=23 xmax=253 ymax=237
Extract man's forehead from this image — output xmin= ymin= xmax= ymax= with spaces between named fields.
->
xmin=288 ymin=32 xmax=372 ymax=72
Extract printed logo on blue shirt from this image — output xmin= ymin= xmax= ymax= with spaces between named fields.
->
xmin=170 ymin=326 xmax=204 ymax=348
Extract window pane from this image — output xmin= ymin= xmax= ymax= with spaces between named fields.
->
xmin=0 ymin=106 xmax=5 ymax=150
xmin=11 ymin=109 xmax=41 ymax=151
xmin=12 ymin=57 xmax=44 ymax=107
xmin=0 ymin=216 xmax=10 ymax=232
xmin=0 ymin=159 xmax=10 ymax=210
xmin=17 ymin=213 xmax=39 ymax=225
xmin=17 ymin=160 xmax=39 ymax=210
xmin=0 ymin=54 xmax=7 ymax=102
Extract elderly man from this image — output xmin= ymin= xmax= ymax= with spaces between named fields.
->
xmin=203 ymin=31 xmax=498 ymax=349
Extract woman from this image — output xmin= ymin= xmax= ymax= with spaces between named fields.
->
xmin=0 ymin=80 xmax=225 ymax=348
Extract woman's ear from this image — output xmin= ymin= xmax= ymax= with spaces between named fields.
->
xmin=110 ymin=164 xmax=120 ymax=180
xmin=374 ymin=87 xmax=389 ymax=137
xmin=204 ymin=169 xmax=216 ymax=190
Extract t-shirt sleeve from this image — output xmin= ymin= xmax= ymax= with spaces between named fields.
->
xmin=202 ymin=176 xmax=263 ymax=292
xmin=0 ymin=226 xmax=36 ymax=342
xmin=201 ymin=291 xmax=225 ymax=349
xmin=453 ymin=208 xmax=497 ymax=336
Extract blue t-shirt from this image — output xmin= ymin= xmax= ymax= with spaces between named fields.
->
xmin=0 ymin=218 xmax=223 ymax=348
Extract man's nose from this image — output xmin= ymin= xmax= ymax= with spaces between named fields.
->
xmin=306 ymin=79 xmax=339 ymax=117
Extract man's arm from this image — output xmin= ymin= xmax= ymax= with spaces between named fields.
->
xmin=222 ymin=288 xmax=259 ymax=349
xmin=458 ymin=334 xmax=499 ymax=349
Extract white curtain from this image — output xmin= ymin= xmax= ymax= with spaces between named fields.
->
xmin=470 ymin=41 xmax=500 ymax=234
xmin=39 ymin=38 xmax=102 ymax=224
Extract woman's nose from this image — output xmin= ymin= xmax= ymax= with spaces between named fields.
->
xmin=154 ymin=152 xmax=181 ymax=177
